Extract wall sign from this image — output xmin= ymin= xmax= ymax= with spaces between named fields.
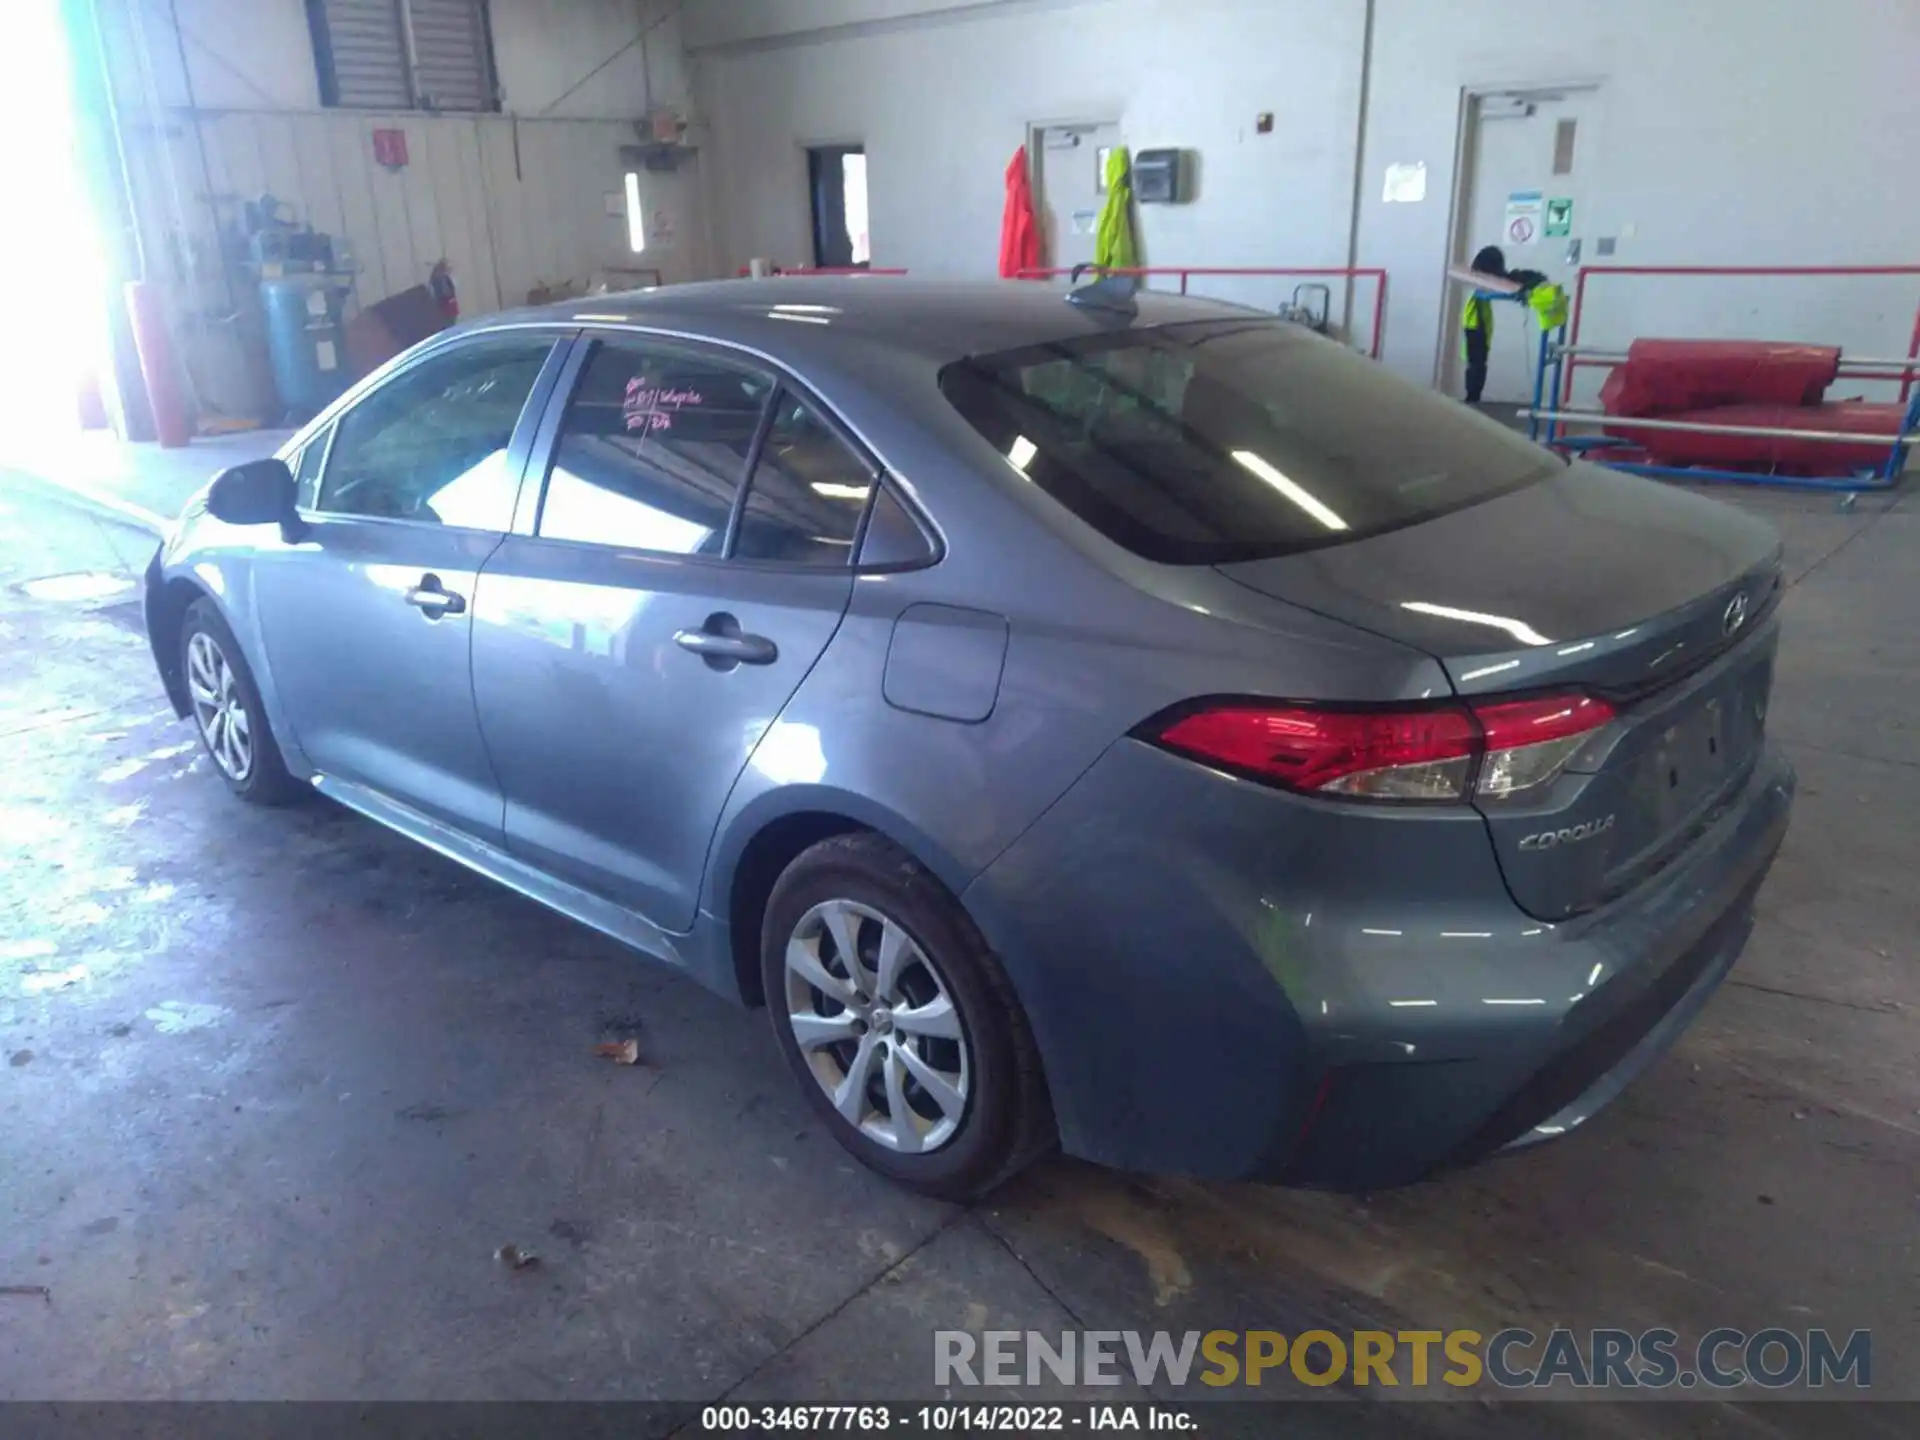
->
xmin=1504 ymin=189 xmax=1543 ymax=246
xmin=1545 ymin=197 xmax=1574 ymax=236
xmin=1382 ymin=161 xmax=1426 ymax=204
xmin=372 ymin=128 xmax=408 ymax=171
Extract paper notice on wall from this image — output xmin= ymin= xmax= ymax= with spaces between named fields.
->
xmin=1545 ymin=197 xmax=1574 ymax=236
xmin=315 ymin=340 xmax=337 ymax=373
xmin=646 ymin=206 xmax=678 ymax=253
xmin=1382 ymin=161 xmax=1426 ymax=204
xmin=1504 ymin=190 xmax=1544 ymax=246
xmin=1071 ymin=209 xmax=1098 ymax=235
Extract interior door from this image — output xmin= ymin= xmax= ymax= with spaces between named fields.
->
xmin=807 ymin=145 xmax=868 ymax=268
xmin=1454 ymin=89 xmax=1605 ymax=404
xmin=1031 ymin=121 xmax=1121 ymax=275
xmin=470 ymin=335 xmax=874 ymax=931
xmin=251 ymin=332 xmax=568 ymax=836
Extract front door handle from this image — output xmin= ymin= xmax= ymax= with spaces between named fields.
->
xmin=675 ymin=614 xmax=778 ymax=669
xmin=404 ymin=574 xmax=466 ymax=618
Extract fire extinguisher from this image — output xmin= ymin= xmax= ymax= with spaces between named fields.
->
xmin=428 ymin=261 xmax=458 ymax=322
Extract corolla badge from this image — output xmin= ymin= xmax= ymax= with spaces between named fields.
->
xmin=1722 ymin=591 xmax=1749 ymax=637
xmin=1519 ymin=814 xmax=1616 ymax=851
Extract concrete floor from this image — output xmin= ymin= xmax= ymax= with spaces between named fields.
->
xmin=1 ymin=453 xmax=1915 ymax=1432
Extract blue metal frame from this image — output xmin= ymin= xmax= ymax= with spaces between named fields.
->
xmin=1526 ymin=322 xmax=1915 ymax=493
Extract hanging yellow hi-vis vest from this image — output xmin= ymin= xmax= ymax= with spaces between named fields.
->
xmin=1461 ymin=293 xmax=1493 ymax=356
xmin=1527 ymin=281 xmax=1569 ymax=330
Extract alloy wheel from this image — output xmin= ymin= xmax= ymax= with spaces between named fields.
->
xmin=783 ymin=898 xmax=971 ymax=1153
xmin=186 ymin=630 xmax=254 ymax=783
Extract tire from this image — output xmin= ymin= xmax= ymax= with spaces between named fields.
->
xmin=762 ymin=832 xmax=1054 ymax=1201
xmin=179 ymin=598 xmax=303 ymax=806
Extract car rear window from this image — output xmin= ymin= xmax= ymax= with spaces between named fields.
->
xmin=938 ymin=318 xmax=1561 ymax=564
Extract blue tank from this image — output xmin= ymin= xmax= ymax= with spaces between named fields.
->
xmin=261 ymin=276 xmax=351 ymax=420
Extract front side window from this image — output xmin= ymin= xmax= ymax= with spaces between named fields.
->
xmin=537 ymin=340 xmax=774 ymax=556
xmin=315 ymin=336 xmax=555 ymax=530
xmin=291 ymin=424 xmax=333 ymax=510
xmin=732 ymin=392 xmax=874 ymax=566
xmin=940 ymin=320 xmax=1560 ymax=564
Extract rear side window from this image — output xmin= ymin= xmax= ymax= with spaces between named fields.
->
xmin=732 ymin=392 xmax=873 ymax=566
xmin=538 ymin=339 xmax=774 ymax=555
xmin=939 ymin=320 xmax=1559 ymax=564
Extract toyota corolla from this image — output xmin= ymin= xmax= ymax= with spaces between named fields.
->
xmin=143 ymin=277 xmax=1793 ymax=1198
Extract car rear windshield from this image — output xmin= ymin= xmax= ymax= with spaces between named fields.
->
xmin=938 ymin=318 xmax=1561 ymax=564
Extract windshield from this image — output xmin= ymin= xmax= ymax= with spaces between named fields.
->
xmin=939 ymin=319 xmax=1561 ymax=564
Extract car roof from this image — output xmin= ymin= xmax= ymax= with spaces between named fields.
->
xmin=472 ymin=276 xmax=1263 ymax=369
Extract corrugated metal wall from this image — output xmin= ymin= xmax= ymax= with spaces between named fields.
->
xmin=121 ymin=106 xmax=705 ymax=413
xmin=127 ymin=109 xmax=704 ymax=310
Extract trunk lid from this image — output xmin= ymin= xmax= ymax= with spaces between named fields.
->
xmin=1218 ymin=464 xmax=1784 ymax=919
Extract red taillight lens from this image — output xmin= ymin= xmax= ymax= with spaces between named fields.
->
xmin=1151 ymin=693 xmax=1614 ymax=803
xmin=1156 ymin=704 xmax=1481 ymax=800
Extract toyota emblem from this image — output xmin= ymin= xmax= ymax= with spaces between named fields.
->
xmin=1722 ymin=592 xmax=1749 ymax=636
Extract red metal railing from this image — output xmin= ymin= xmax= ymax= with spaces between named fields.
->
xmin=1564 ymin=264 xmax=1920 ymax=406
xmin=734 ymin=265 xmax=911 ymax=277
xmin=1015 ymin=266 xmax=1390 ymax=359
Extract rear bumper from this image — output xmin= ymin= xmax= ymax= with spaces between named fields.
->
xmin=963 ymin=738 xmax=1793 ymax=1189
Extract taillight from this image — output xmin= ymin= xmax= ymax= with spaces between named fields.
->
xmin=1150 ymin=693 xmax=1614 ymax=803
xmin=1471 ymin=694 xmax=1613 ymax=797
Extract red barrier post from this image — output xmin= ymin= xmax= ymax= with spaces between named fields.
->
xmin=123 ymin=280 xmax=192 ymax=449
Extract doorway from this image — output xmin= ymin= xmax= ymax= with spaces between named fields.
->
xmin=1029 ymin=121 xmax=1121 ymax=276
xmin=807 ymin=145 xmax=869 ymax=270
xmin=1446 ymin=86 xmax=1604 ymax=405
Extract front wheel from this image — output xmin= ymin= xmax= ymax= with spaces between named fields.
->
xmin=761 ymin=833 xmax=1054 ymax=1200
xmin=180 ymin=598 xmax=302 ymax=806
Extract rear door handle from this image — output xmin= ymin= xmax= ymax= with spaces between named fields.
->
xmin=675 ymin=616 xmax=778 ymax=668
xmin=404 ymin=575 xmax=466 ymax=618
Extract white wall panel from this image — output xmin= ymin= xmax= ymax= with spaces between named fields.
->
xmin=699 ymin=0 xmax=1366 ymax=315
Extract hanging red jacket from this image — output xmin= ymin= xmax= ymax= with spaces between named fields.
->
xmin=998 ymin=146 xmax=1042 ymax=279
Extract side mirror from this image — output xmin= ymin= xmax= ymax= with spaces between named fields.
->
xmin=206 ymin=458 xmax=299 ymax=527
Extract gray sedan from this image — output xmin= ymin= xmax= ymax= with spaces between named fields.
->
xmin=144 ymin=277 xmax=1793 ymax=1198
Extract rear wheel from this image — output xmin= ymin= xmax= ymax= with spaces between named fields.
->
xmin=180 ymin=599 xmax=302 ymax=806
xmin=761 ymin=833 xmax=1053 ymax=1199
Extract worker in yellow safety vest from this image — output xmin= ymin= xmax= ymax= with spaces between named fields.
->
xmin=1460 ymin=244 xmax=1505 ymax=405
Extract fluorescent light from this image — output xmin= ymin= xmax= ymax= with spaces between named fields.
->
xmin=1007 ymin=435 xmax=1038 ymax=472
xmin=1401 ymin=601 xmax=1553 ymax=647
xmin=768 ymin=312 xmax=831 ymax=325
xmin=1230 ymin=451 xmax=1348 ymax=531
xmin=810 ymin=481 xmax=871 ymax=500
xmin=571 ymin=313 xmax=627 ymax=323
xmin=773 ymin=304 xmax=840 ymax=314
xmin=1389 ymin=999 xmax=1438 ymax=1008
xmin=624 ymin=172 xmax=646 ymax=253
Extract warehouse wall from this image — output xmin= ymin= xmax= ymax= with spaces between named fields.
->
xmin=94 ymin=0 xmax=704 ymax=418
xmin=694 ymin=0 xmax=1920 ymax=388
xmin=697 ymin=0 xmax=1368 ymax=317
xmin=1360 ymin=0 xmax=1920 ymax=391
